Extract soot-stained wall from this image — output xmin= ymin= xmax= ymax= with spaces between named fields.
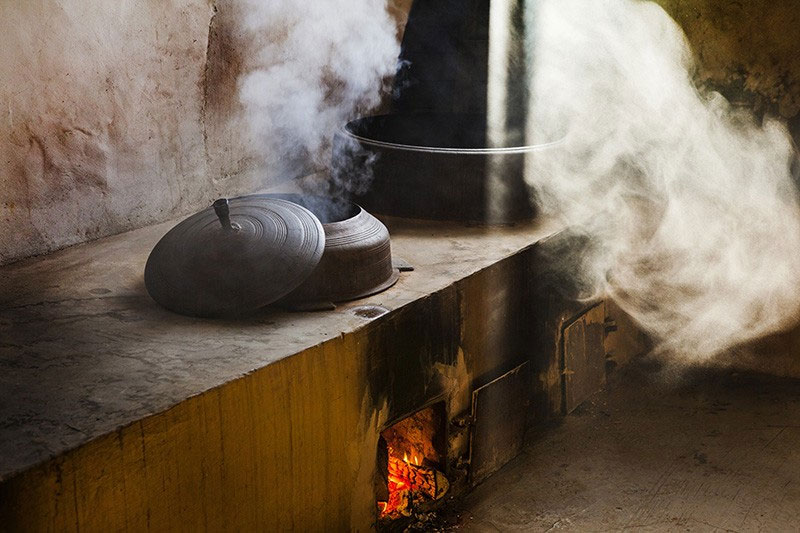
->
xmin=655 ymin=0 xmax=800 ymax=136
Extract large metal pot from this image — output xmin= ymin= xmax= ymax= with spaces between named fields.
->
xmin=333 ymin=113 xmax=562 ymax=224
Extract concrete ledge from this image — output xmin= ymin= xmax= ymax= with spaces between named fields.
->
xmin=0 ymin=212 xmax=564 ymax=530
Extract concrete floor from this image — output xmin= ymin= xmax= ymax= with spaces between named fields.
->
xmin=453 ymin=358 xmax=800 ymax=532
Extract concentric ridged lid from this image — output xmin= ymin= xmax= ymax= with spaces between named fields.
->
xmin=144 ymin=196 xmax=325 ymax=317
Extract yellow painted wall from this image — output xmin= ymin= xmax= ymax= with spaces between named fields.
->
xmin=0 ymin=334 xmax=382 ymax=532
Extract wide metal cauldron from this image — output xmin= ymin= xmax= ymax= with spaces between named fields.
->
xmin=333 ymin=113 xmax=562 ymax=224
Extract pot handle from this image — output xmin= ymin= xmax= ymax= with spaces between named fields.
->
xmin=213 ymin=198 xmax=237 ymax=232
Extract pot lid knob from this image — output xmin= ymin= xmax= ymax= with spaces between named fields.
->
xmin=213 ymin=198 xmax=240 ymax=232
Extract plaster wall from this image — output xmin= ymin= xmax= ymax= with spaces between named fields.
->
xmin=0 ymin=1 xmax=413 ymax=266
xmin=656 ymin=0 xmax=800 ymax=132
xmin=0 ymin=1 xmax=215 ymax=265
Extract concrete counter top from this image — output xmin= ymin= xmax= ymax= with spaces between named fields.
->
xmin=0 ymin=212 xmax=559 ymax=482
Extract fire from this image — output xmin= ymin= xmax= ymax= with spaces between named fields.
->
xmin=377 ymin=452 xmax=448 ymax=519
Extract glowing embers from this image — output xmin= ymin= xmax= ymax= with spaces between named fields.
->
xmin=377 ymin=404 xmax=449 ymax=521
xmin=380 ymin=453 xmax=448 ymax=518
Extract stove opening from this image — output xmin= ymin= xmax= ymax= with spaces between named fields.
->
xmin=376 ymin=402 xmax=450 ymax=523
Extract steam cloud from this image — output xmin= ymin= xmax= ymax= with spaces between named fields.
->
xmin=525 ymin=0 xmax=800 ymax=360
xmin=238 ymin=0 xmax=399 ymax=191
xmin=237 ymin=0 xmax=800 ymax=359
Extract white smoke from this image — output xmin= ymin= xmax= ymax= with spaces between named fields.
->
xmin=238 ymin=0 xmax=399 ymax=181
xmin=525 ymin=0 xmax=800 ymax=360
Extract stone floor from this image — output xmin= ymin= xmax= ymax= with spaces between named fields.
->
xmin=452 ymin=358 xmax=800 ymax=532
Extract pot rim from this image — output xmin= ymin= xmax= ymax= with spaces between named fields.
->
xmin=319 ymin=202 xmax=365 ymax=229
xmin=342 ymin=116 xmax=565 ymax=155
xmin=244 ymin=193 xmax=363 ymax=226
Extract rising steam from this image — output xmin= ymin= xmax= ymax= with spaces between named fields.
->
xmin=524 ymin=0 xmax=800 ymax=359
xmin=238 ymin=0 xmax=399 ymax=182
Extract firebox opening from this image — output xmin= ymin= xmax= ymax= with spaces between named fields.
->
xmin=376 ymin=402 xmax=450 ymax=524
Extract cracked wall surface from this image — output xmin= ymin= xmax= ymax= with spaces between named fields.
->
xmin=655 ymin=0 xmax=800 ymax=132
xmin=0 ymin=0 xmax=413 ymax=266
xmin=0 ymin=1 xmax=219 ymax=265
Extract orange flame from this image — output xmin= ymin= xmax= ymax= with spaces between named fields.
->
xmin=379 ymin=454 xmax=442 ymax=519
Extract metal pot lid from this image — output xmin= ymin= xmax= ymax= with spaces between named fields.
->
xmin=145 ymin=196 xmax=325 ymax=317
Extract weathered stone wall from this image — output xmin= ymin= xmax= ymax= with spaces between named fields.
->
xmin=0 ymin=1 xmax=216 ymax=265
xmin=655 ymin=0 xmax=800 ymax=135
xmin=0 ymin=1 xmax=413 ymax=266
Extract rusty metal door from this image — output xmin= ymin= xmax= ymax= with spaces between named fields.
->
xmin=562 ymin=303 xmax=606 ymax=414
xmin=468 ymin=361 xmax=531 ymax=486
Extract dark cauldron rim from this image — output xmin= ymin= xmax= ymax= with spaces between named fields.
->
xmin=342 ymin=114 xmax=565 ymax=155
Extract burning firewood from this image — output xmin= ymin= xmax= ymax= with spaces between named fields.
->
xmin=378 ymin=454 xmax=449 ymax=519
